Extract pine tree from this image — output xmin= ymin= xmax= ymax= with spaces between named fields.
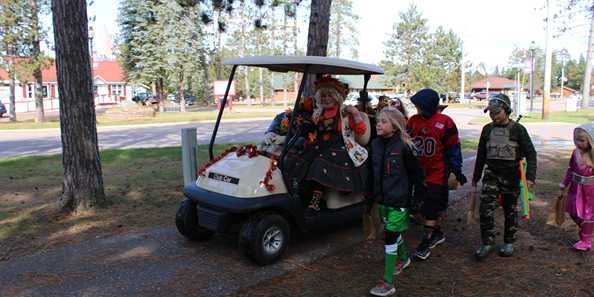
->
xmin=382 ymin=4 xmax=429 ymax=93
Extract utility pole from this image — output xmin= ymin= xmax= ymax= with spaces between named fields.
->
xmin=460 ymin=43 xmax=465 ymax=104
xmin=529 ymin=41 xmax=535 ymax=112
xmin=560 ymin=56 xmax=566 ymax=103
xmin=542 ymin=0 xmax=553 ymax=120
xmin=582 ymin=8 xmax=594 ymax=108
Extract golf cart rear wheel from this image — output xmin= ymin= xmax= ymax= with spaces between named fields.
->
xmin=239 ymin=214 xmax=290 ymax=266
xmin=175 ymin=199 xmax=214 ymax=241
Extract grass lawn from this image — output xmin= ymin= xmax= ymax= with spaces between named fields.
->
xmin=0 ymin=109 xmax=279 ymax=130
xmin=468 ymin=108 xmax=594 ymax=125
xmin=446 ymin=101 xmax=487 ymax=110
xmin=0 ymin=144 xmax=246 ymax=260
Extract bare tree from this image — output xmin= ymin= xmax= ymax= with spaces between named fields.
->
xmin=51 ymin=0 xmax=105 ymax=212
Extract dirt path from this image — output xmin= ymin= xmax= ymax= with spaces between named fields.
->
xmin=1 ymin=146 xmax=592 ymax=297
xmin=226 ymin=149 xmax=594 ymax=297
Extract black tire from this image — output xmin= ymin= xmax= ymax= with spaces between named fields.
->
xmin=239 ymin=213 xmax=290 ymax=266
xmin=175 ymin=199 xmax=214 ymax=241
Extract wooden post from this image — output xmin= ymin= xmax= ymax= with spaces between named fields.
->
xmin=182 ymin=128 xmax=197 ymax=187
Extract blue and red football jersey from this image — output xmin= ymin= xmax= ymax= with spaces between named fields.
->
xmin=407 ymin=113 xmax=462 ymax=186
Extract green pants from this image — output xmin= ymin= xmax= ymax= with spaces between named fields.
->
xmin=378 ymin=204 xmax=409 ymax=285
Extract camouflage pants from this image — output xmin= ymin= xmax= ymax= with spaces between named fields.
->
xmin=479 ymin=168 xmax=519 ymax=245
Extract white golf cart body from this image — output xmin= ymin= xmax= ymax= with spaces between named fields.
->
xmin=177 ymin=55 xmax=383 ymax=265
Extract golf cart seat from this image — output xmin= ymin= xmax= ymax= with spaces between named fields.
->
xmin=324 ymin=189 xmax=365 ymax=209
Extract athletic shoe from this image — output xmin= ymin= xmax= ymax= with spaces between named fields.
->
xmin=414 ymin=237 xmax=431 ymax=260
xmin=573 ymin=240 xmax=591 ymax=251
xmin=369 ymin=279 xmax=396 ymax=296
xmin=427 ymin=230 xmax=446 ymax=248
xmin=474 ymin=245 xmax=493 ymax=261
xmin=394 ymin=257 xmax=411 ymax=275
xmin=499 ymin=243 xmax=514 ymax=257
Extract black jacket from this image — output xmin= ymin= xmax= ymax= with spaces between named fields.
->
xmin=371 ymin=136 xmax=425 ymax=208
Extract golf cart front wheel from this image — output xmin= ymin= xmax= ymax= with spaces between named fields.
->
xmin=175 ymin=199 xmax=214 ymax=241
xmin=239 ymin=214 xmax=290 ymax=266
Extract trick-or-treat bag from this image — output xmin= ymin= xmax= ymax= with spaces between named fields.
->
xmin=546 ymin=194 xmax=567 ymax=227
xmin=363 ymin=203 xmax=382 ymax=241
xmin=467 ymin=189 xmax=480 ymax=224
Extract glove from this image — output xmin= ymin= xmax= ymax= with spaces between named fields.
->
xmin=456 ymin=172 xmax=468 ymax=186
xmin=263 ymin=132 xmax=278 ymax=145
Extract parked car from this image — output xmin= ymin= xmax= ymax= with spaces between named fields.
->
xmin=132 ymin=93 xmax=159 ymax=105
xmin=0 ymin=101 xmax=6 ymax=117
xmin=170 ymin=94 xmax=198 ymax=106
xmin=440 ymin=92 xmax=459 ymax=103
xmin=344 ymin=93 xmax=379 ymax=107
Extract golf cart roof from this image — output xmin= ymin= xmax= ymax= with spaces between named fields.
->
xmin=223 ymin=55 xmax=383 ymax=75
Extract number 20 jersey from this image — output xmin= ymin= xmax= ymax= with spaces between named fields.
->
xmin=407 ymin=113 xmax=460 ymax=186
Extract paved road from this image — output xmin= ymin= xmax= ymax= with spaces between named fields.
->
xmin=0 ymin=108 xmax=578 ymax=159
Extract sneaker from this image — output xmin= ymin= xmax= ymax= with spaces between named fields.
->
xmin=394 ymin=257 xmax=411 ymax=275
xmin=499 ymin=243 xmax=514 ymax=257
xmin=474 ymin=245 xmax=493 ymax=261
xmin=414 ymin=237 xmax=431 ymax=260
xmin=369 ymin=279 xmax=396 ymax=296
xmin=573 ymin=240 xmax=592 ymax=251
xmin=427 ymin=230 xmax=446 ymax=249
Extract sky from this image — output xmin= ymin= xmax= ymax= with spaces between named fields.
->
xmin=88 ymin=0 xmax=590 ymax=72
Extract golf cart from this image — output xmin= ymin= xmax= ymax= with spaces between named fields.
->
xmin=175 ymin=56 xmax=383 ymax=265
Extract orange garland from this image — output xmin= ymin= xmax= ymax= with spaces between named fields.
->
xmin=198 ymin=144 xmax=259 ymax=176
xmin=260 ymin=155 xmax=278 ymax=192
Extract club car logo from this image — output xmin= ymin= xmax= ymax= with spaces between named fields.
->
xmin=208 ymin=172 xmax=239 ymax=185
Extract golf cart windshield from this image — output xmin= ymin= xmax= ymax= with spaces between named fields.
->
xmin=209 ymin=56 xmax=384 ymax=160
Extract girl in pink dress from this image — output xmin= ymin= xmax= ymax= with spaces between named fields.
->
xmin=560 ymin=123 xmax=594 ymax=251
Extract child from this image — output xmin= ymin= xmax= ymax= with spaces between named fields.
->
xmin=369 ymin=107 xmax=425 ymax=297
xmin=472 ymin=94 xmax=537 ymax=260
xmin=560 ymin=124 xmax=594 ymax=251
xmin=300 ymin=77 xmax=369 ymax=213
xmin=407 ymin=88 xmax=466 ymax=260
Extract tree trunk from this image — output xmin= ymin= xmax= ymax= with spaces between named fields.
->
xmin=31 ymin=0 xmax=45 ymax=122
xmin=8 ymin=64 xmax=16 ymax=122
xmin=179 ymin=72 xmax=186 ymax=112
xmin=239 ymin=1 xmax=251 ymax=106
xmin=335 ymin=2 xmax=341 ymax=58
xmin=215 ymin=9 xmax=223 ymax=80
xmin=51 ymin=0 xmax=105 ymax=212
xmin=304 ymin=0 xmax=332 ymax=97
xmin=269 ymin=9 xmax=276 ymax=106
xmin=293 ymin=12 xmax=299 ymax=98
xmin=582 ymin=9 xmax=594 ymax=108
xmin=283 ymin=12 xmax=288 ymax=108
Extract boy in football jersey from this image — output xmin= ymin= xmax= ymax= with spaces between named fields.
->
xmin=407 ymin=88 xmax=466 ymax=260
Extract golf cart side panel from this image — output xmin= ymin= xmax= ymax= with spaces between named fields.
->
xmin=198 ymin=153 xmax=288 ymax=198
xmin=183 ymin=183 xmax=304 ymax=231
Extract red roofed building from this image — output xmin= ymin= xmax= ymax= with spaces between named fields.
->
xmin=470 ymin=76 xmax=520 ymax=93
xmin=0 ymin=59 xmax=144 ymax=113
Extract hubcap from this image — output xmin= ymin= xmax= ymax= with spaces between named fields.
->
xmin=262 ymin=226 xmax=283 ymax=255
